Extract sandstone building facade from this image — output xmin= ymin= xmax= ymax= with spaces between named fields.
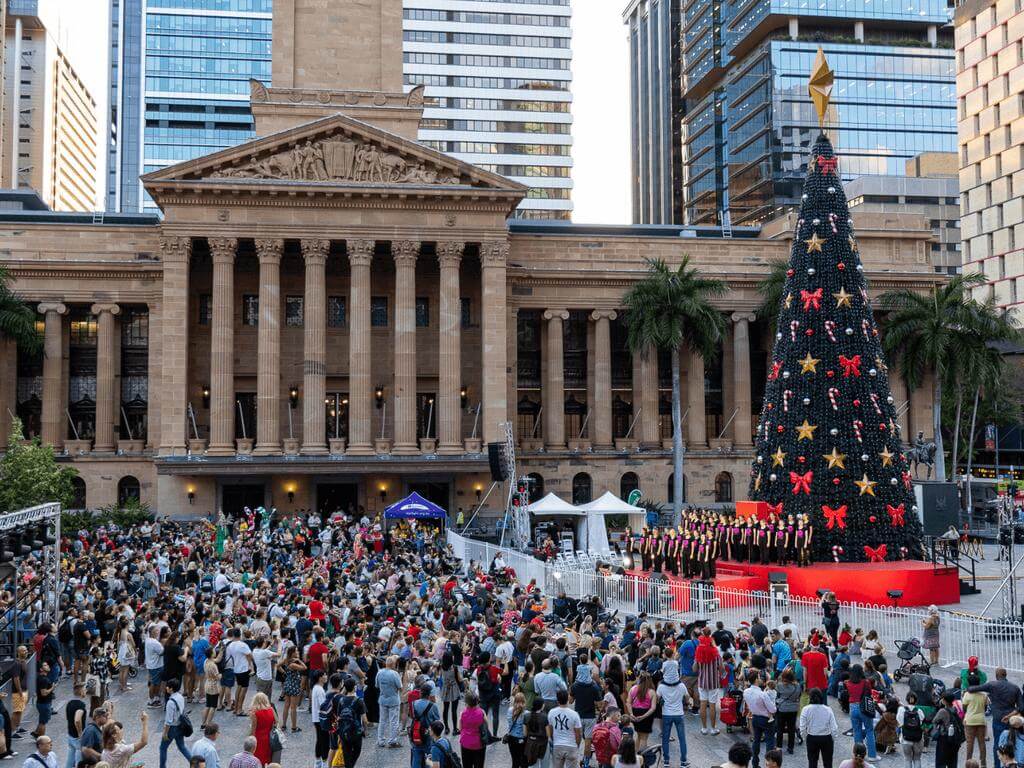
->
xmin=0 ymin=0 xmax=942 ymax=520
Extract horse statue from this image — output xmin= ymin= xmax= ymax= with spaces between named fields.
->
xmin=907 ymin=431 xmax=938 ymax=479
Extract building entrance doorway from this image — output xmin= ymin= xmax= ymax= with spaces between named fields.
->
xmin=221 ymin=483 xmax=266 ymax=519
xmin=408 ymin=481 xmax=451 ymax=512
xmin=317 ymin=483 xmax=359 ymax=517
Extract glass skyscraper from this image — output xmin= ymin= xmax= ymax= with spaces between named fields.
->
xmin=632 ymin=0 xmax=958 ymax=225
xmin=106 ymin=0 xmax=573 ymax=218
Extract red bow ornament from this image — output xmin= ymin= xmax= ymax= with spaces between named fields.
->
xmin=816 ymin=156 xmax=839 ymax=175
xmin=766 ymin=502 xmax=783 ymax=519
xmin=800 ymin=288 xmax=823 ymax=311
xmin=789 ymin=471 xmax=813 ymax=495
xmin=839 ymin=354 xmax=862 ymax=377
xmin=887 ymin=503 xmax=906 ymax=527
xmin=821 ymin=504 xmax=848 ymax=530
xmin=768 ymin=361 xmax=782 ymax=381
xmin=864 ymin=544 xmax=888 ymax=562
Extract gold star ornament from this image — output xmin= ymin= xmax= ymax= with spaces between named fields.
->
xmin=754 ymin=473 xmax=763 ymax=491
xmin=833 ymin=287 xmax=853 ymax=308
xmin=823 ymin=447 xmax=846 ymax=469
xmin=808 ymin=47 xmax=834 ymax=127
xmin=771 ymin=447 xmax=787 ymax=467
xmin=799 ymin=352 xmax=821 ymax=374
xmin=784 ymin=292 xmax=793 ymax=309
xmin=854 ymin=473 xmax=878 ymax=496
xmin=805 ymin=233 xmax=825 ymax=253
xmin=796 ymin=420 xmax=818 ymax=441
xmin=879 ymin=446 xmax=895 ymax=467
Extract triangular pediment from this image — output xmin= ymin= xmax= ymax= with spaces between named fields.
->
xmin=141 ymin=112 xmax=527 ymax=197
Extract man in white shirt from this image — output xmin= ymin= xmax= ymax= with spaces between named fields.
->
xmin=742 ymin=672 xmax=778 ymax=768
xmin=251 ymin=637 xmax=280 ymax=697
xmin=776 ymin=617 xmax=801 ymax=644
xmin=225 ymin=629 xmax=254 ymax=715
xmin=144 ymin=628 xmax=166 ymax=707
xmin=213 ymin=569 xmax=230 ymax=594
xmin=191 ymin=723 xmax=222 ymax=768
xmin=657 ymin=660 xmax=692 ymax=768
xmin=547 ymin=689 xmax=582 ymax=768
xmin=23 ymin=735 xmax=58 ymax=768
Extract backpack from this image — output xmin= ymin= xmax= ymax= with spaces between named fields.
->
xmin=410 ymin=701 xmax=432 ymax=746
xmin=319 ymin=692 xmax=338 ymax=733
xmin=435 ymin=737 xmax=463 ymax=768
xmin=336 ymin=696 xmax=364 ymax=742
xmin=591 ymin=722 xmax=617 ymax=766
xmin=477 ymin=665 xmax=498 ymax=702
xmin=58 ymin=618 xmax=74 ymax=644
xmin=901 ymin=709 xmax=923 ymax=743
xmin=859 ymin=693 xmax=877 ymax=718
xmin=943 ymin=708 xmax=965 ymax=745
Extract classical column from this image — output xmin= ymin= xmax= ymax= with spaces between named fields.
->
xmin=91 ymin=303 xmax=121 ymax=452
xmin=254 ymin=238 xmax=283 ymax=455
xmin=591 ymin=310 xmax=616 ymax=448
xmin=890 ymin=370 xmax=909 ymax=438
xmin=392 ymin=240 xmax=419 ymax=455
xmin=480 ymin=241 xmax=508 ymax=444
xmin=159 ymin=237 xmax=190 ymax=456
xmin=146 ymin=303 xmax=162 ymax=450
xmin=207 ymin=237 xmax=237 ymax=456
xmin=301 ymin=239 xmax=329 ymax=454
xmin=346 ymin=239 xmax=375 ymax=455
xmin=437 ymin=241 xmax=464 ymax=454
xmin=0 ymin=338 xmax=16 ymax=446
xmin=687 ymin=346 xmax=707 ymax=447
xmin=543 ymin=308 xmax=569 ymax=449
xmin=732 ymin=312 xmax=755 ymax=447
xmin=637 ymin=344 xmax=660 ymax=447
xmin=38 ymin=302 xmax=67 ymax=448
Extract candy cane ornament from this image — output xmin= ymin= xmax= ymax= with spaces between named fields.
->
xmin=853 ymin=419 xmax=863 ymax=443
xmin=828 ymin=213 xmax=839 ymax=234
xmin=790 ymin=320 xmax=800 ymax=342
xmin=862 ymin=319 xmax=871 ymax=339
xmin=783 ymin=390 xmax=793 ymax=413
xmin=824 ymin=320 xmax=837 ymax=342
xmin=870 ymin=393 xmax=882 ymax=415
xmin=828 ymin=388 xmax=840 ymax=411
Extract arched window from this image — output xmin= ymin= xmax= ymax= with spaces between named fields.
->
xmin=667 ymin=473 xmax=686 ymax=504
xmin=572 ymin=473 xmax=592 ymax=506
xmin=69 ymin=476 xmax=87 ymax=510
xmin=527 ymin=473 xmax=544 ymax=504
xmin=620 ymin=472 xmax=640 ymax=501
xmin=715 ymin=472 xmax=734 ymax=503
xmin=117 ymin=475 xmax=141 ymax=506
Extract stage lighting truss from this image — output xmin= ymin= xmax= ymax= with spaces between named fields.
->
xmin=0 ymin=502 xmax=62 ymax=625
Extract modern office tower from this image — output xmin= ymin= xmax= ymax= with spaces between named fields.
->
xmin=846 ymin=152 xmax=962 ymax=275
xmin=2 ymin=0 xmax=99 ymax=212
xmin=404 ymin=0 xmax=573 ymax=220
xmin=107 ymin=0 xmax=573 ymax=218
xmin=623 ymin=0 xmax=683 ymax=225
xmin=955 ymin=0 xmax=1024 ymax=308
xmin=638 ymin=0 xmax=959 ymax=225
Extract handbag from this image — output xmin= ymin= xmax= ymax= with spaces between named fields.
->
xmin=479 ymin=720 xmax=499 ymax=746
xmin=270 ymin=727 xmax=284 ymax=753
xmin=178 ymin=712 xmax=194 ymax=738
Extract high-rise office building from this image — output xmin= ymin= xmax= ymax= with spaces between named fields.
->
xmin=107 ymin=0 xmax=573 ymax=218
xmin=2 ymin=0 xmax=100 ymax=212
xmin=627 ymin=0 xmax=959 ymax=226
xmin=955 ymin=0 xmax=1023 ymax=309
xmin=623 ymin=0 xmax=683 ymax=225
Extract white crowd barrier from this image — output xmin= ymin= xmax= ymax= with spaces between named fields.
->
xmin=446 ymin=529 xmax=1024 ymax=674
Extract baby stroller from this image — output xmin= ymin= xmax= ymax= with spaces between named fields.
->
xmin=720 ymin=689 xmax=747 ymax=734
xmin=892 ymin=638 xmax=931 ymax=682
xmin=640 ymin=745 xmax=662 ymax=768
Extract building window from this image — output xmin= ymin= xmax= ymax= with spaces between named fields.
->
xmin=667 ymin=473 xmax=686 ymax=504
xmin=70 ymin=315 xmax=98 ymax=346
xmin=371 ymin=297 xmax=388 ymax=327
xmin=527 ymin=473 xmax=544 ymax=504
xmin=117 ymin=476 xmax=141 ymax=506
xmin=620 ymin=472 xmax=639 ymax=502
xmin=285 ymin=296 xmax=304 ymax=327
xmin=460 ymin=297 xmax=473 ymax=327
xmin=198 ymin=294 xmax=212 ymax=326
xmin=715 ymin=472 xmax=733 ymax=503
xmin=572 ymin=472 xmax=592 ymax=506
xmin=242 ymin=295 xmax=259 ymax=326
xmin=70 ymin=476 xmax=87 ymax=510
xmin=328 ymin=296 xmax=346 ymax=328
xmin=416 ymin=297 xmax=430 ymax=327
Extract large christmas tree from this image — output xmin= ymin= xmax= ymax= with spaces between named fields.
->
xmin=747 ymin=132 xmax=924 ymax=563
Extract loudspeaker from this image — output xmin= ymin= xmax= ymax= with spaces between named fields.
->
xmin=487 ymin=442 xmax=508 ymax=481
xmin=914 ymin=481 xmax=960 ymax=537
xmin=768 ymin=571 xmax=788 ymax=584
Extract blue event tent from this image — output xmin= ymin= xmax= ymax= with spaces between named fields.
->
xmin=384 ymin=492 xmax=448 ymax=520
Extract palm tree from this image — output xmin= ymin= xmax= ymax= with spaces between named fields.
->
xmin=0 ymin=266 xmax=41 ymax=354
xmin=880 ymin=273 xmax=1020 ymax=482
xmin=755 ymin=258 xmax=789 ymax=336
xmin=624 ymin=257 xmax=727 ymax=524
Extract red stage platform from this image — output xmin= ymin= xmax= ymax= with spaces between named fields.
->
xmin=627 ymin=559 xmax=960 ymax=607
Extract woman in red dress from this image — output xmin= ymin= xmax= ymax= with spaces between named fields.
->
xmin=249 ymin=692 xmax=278 ymax=765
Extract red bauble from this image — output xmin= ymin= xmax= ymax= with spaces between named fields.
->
xmin=837 ymin=263 xmax=846 ymax=270
xmin=873 ymin=329 xmax=879 ymax=337
xmin=832 ymin=478 xmax=841 ymax=485
xmin=798 ymin=456 xmax=806 ymax=463
xmin=879 ymin=423 xmax=886 ymax=430
xmin=869 ymin=516 xmax=877 ymax=523
xmin=805 ymin=329 xmax=813 ymax=336
xmin=777 ymin=425 xmax=785 ymax=433
xmin=853 ymin=399 xmax=861 ymax=407
xmin=767 ymin=403 xmax=774 ymax=410
xmin=826 ymin=370 xmax=835 ymax=378
xmin=787 ymin=269 xmax=795 ymax=277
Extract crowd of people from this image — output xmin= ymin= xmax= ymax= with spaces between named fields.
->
xmin=3 ymin=506 xmax=1024 ymax=768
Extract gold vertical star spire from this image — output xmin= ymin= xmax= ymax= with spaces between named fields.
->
xmin=808 ymin=47 xmax=834 ymax=127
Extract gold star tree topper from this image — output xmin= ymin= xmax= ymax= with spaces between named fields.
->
xmin=808 ymin=47 xmax=834 ymax=127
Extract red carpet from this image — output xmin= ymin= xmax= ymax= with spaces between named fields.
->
xmin=626 ymin=559 xmax=960 ymax=607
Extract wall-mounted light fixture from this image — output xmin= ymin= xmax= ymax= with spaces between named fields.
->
xmin=286 ymin=482 xmax=296 ymax=504
xmin=379 ymin=483 xmax=387 ymax=502
xmin=474 ymin=483 xmax=482 ymax=501
xmin=201 ymin=386 xmax=210 ymax=409
xmin=289 ymin=387 xmax=299 ymax=409
xmin=460 ymin=385 xmax=469 ymax=409
xmin=187 ymin=485 xmax=196 ymax=505
xmin=375 ymin=386 xmax=385 ymax=409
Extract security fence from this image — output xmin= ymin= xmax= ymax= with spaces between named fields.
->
xmin=447 ymin=529 xmax=1024 ymax=674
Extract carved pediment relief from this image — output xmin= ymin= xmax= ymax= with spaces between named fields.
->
xmin=211 ymin=136 xmax=462 ymax=185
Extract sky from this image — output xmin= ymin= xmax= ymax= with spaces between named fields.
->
xmin=48 ymin=0 xmax=633 ymax=220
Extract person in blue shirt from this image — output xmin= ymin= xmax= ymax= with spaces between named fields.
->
xmin=678 ymin=632 xmax=698 ymax=678
xmin=770 ymin=630 xmax=792 ymax=677
xmin=409 ymin=685 xmax=441 ymax=768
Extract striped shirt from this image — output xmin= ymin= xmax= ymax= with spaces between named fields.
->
xmin=696 ymin=656 xmax=723 ymax=691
